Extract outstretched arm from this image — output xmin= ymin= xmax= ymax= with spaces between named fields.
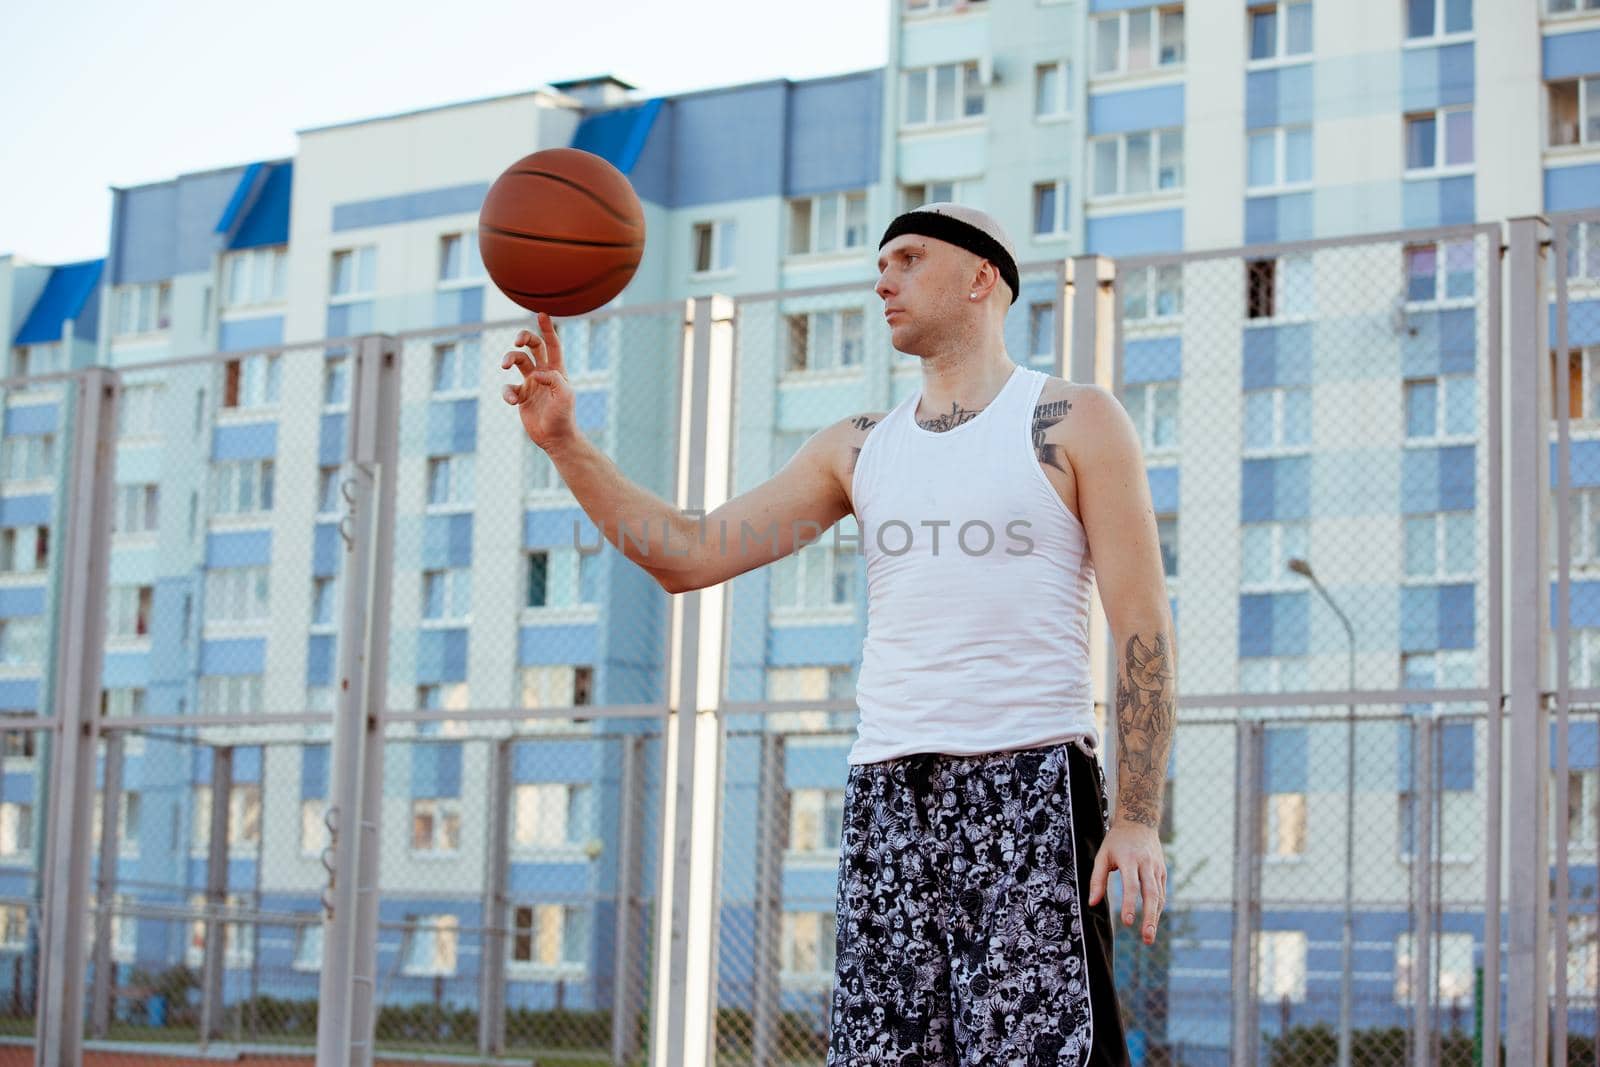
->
xmin=1064 ymin=386 xmax=1176 ymax=946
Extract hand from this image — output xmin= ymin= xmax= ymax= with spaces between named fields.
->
xmin=1088 ymin=819 xmax=1167 ymax=945
xmin=501 ymin=312 xmax=577 ymax=452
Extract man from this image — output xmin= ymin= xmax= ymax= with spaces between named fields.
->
xmin=501 ymin=203 xmax=1174 ymax=1066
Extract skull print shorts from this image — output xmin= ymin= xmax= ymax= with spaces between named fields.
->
xmin=826 ymin=739 xmax=1129 ymax=1067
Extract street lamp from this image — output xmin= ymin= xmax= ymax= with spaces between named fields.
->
xmin=1287 ymin=557 xmax=1357 ymax=1067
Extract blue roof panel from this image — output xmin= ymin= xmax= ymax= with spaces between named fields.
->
xmin=15 ymin=260 xmax=104 ymax=346
xmin=571 ymin=99 xmax=663 ymax=175
xmin=229 ymin=163 xmax=293 ymax=250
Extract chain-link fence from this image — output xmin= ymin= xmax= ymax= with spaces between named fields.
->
xmin=4 ymin=216 xmax=1592 ymax=1064
xmin=1551 ymin=209 xmax=1600 ymax=1067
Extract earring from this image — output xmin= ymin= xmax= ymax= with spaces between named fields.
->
xmin=969 ymin=293 xmax=977 ymax=300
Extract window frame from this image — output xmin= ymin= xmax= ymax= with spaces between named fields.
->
xmin=329 ymin=246 xmax=377 ymax=301
xmin=1404 ymin=0 xmax=1474 ymax=41
xmin=112 ymin=282 xmax=173 ymax=338
xmin=901 ymin=60 xmax=987 ymax=128
xmin=1246 ymin=125 xmax=1314 ymax=192
xmin=220 ymin=247 xmax=287 ymax=310
xmin=690 ymin=220 xmax=738 ymax=276
xmin=437 ymin=231 xmax=485 ymax=287
xmin=1548 ymin=75 xmax=1600 ymax=150
xmin=1089 ymin=5 xmax=1187 ymax=79
xmin=783 ymin=309 xmax=866 ymax=375
xmin=400 ymin=914 xmax=460 ymax=976
xmin=1088 ymin=128 xmax=1185 ymax=200
xmin=408 ymin=797 xmax=464 ymax=856
xmin=1256 ymin=929 xmax=1309 ymax=1002
xmin=1122 ymin=380 xmax=1180 ymax=455
xmin=1404 ymin=105 xmax=1475 ymax=175
xmin=425 ymin=454 xmax=475 ymax=511
xmin=786 ymin=192 xmax=870 ymax=258
xmin=1240 ymin=521 xmax=1311 ymax=592
xmin=1033 ymin=60 xmax=1072 ymax=120
xmin=1402 ymin=510 xmax=1477 ymax=582
xmin=1242 ymin=385 xmax=1313 ymax=455
xmin=1246 ymin=1 xmax=1314 ymax=65
xmin=1402 ymin=374 xmax=1476 ymax=445
xmin=1032 ymin=179 xmax=1072 ymax=239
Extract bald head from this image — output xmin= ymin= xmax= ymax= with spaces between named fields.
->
xmin=879 ymin=202 xmax=1019 ymax=304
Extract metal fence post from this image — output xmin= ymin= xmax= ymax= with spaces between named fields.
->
xmin=611 ymin=734 xmax=645 ymax=1066
xmin=1410 ymin=716 xmax=1435 ymax=1067
xmin=89 ymin=730 xmax=124 ymax=1037
xmin=1230 ymin=721 xmax=1263 ymax=1067
xmin=751 ymin=731 xmax=788 ymax=1067
xmin=347 ymin=335 xmax=401 ymax=1067
xmin=651 ymin=296 xmax=735 ymax=1067
xmin=200 ymin=745 xmax=234 ymax=1043
xmin=1504 ymin=216 xmax=1551 ymax=1066
xmin=35 ymin=367 xmax=117 ymax=1067
xmin=478 ymin=739 xmax=511 ymax=1056
xmin=315 ymin=335 xmax=401 ymax=1067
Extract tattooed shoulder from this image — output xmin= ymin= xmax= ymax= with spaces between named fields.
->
xmin=846 ymin=413 xmax=885 ymax=477
xmin=1031 ymin=381 xmax=1075 ymax=476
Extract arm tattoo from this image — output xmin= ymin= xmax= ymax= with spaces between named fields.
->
xmin=1031 ymin=398 xmax=1072 ymax=475
xmin=1114 ymin=632 xmax=1176 ymax=828
xmin=847 ymin=416 xmax=880 ymax=476
xmin=916 ymin=403 xmax=980 ymax=433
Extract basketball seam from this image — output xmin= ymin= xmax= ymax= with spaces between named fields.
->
xmin=502 ymin=168 xmax=644 ymax=229
xmin=480 ymin=223 xmax=643 ymax=250
xmin=497 ymin=264 xmax=637 ymax=301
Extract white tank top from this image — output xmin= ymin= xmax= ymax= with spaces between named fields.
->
xmin=846 ymin=364 xmax=1098 ymax=765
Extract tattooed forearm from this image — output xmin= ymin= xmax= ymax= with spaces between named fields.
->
xmin=1113 ymin=632 xmax=1176 ymax=828
xmin=917 ymin=403 xmax=980 ymax=433
xmin=1031 ymin=399 xmax=1072 ymax=474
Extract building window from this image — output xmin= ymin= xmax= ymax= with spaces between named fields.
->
xmin=409 ymin=798 xmax=462 ymax=854
xmin=1549 ymin=0 xmax=1600 ymax=12
xmin=221 ymin=247 xmax=287 ymax=309
xmin=1247 ymin=125 xmax=1314 ymax=190
xmin=1246 ymin=255 xmax=1314 ymax=320
xmin=1091 ymin=5 xmax=1186 ymax=77
xmin=1123 ymin=381 xmax=1179 ymax=453
xmin=321 ymin=356 xmax=349 ymax=409
xmin=426 ymin=455 xmax=474 ymax=508
xmin=526 ymin=551 xmax=549 ymax=608
xmin=1406 ymin=0 xmax=1471 ymax=39
xmin=330 ymin=247 xmax=377 ymax=299
xmin=204 ymin=566 xmax=270 ymax=625
xmin=770 ymin=543 xmax=857 ymax=614
xmin=1568 ymin=489 xmax=1600 ymax=568
xmin=191 ymin=782 xmax=262 ymax=854
xmin=0 ymin=525 xmax=49 ymax=573
xmin=1248 ymin=1 xmax=1313 ymax=61
xmin=1550 ymin=76 xmax=1600 ymax=149
xmin=400 ymin=915 xmax=459 ymax=976
xmin=902 ymin=61 xmax=986 ymax=127
xmin=1032 ymin=180 xmax=1071 ymax=238
xmin=691 ymin=220 xmax=737 ymax=274
xmin=12 ymin=345 xmax=62 ymax=378
xmin=510 ymin=904 xmax=588 ymax=969
xmin=788 ymin=192 xmax=869 ymax=256
xmin=186 ymin=892 xmax=254 ymax=969
xmin=317 ymin=466 xmax=341 ymax=515
xmin=438 ymin=232 xmax=484 ymax=284
xmin=1090 ymin=129 xmax=1185 ymax=198
xmin=91 ymin=791 xmax=141 ymax=857
xmin=1405 ymin=240 xmax=1476 ymax=303
xmin=1404 ymin=375 xmax=1475 ymax=442
xmin=766 ymin=665 xmax=858 ymax=732
xmin=221 ymin=354 xmax=282 ymax=410
xmin=117 ymin=383 xmax=164 ymax=440
xmin=0 ymin=802 xmax=32 ymax=857
xmin=785 ymin=310 xmax=864 ymax=374
xmin=1028 ymin=303 xmax=1056 ymax=367
xmin=782 ymin=911 xmax=838 ymax=979
xmin=788 ymin=789 xmax=846 ymax=855
xmin=0 ymin=732 xmax=35 ymax=762
xmin=417 ymin=683 xmax=469 ymax=713
xmin=1261 ymin=793 xmax=1307 ymax=857
xmin=1244 ymin=386 xmax=1312 ymax=452
xmin=1395 ymin=927 xmax=1465 ymax=1004
xmin=101 ymin=687 xmax=146 ymax=718
xmin=0 ymin=433 xmax=56 ymax=482
xmin=0 ymin=619 xmax=44 ymax=668
xmin=512 ymin=783 xmax=591 ymax=850
xmin=1404 ymin=511 xmax=1475 ymax=579
xmin=301 ymin=796 xmax=328 ymax=857
xmin=106 ymin=584 xmax=154 ymax=639
xmin=312 ymin=575 xmax=339 ymax=628
xmin=519 ymin=664 xmax=595 ymax=713
xmin=112 ymin=282 xmax=172 ymax=337
xmin=197 ymin=674 xmax=264 ymax=716
xmin=1241 ymin=522 xmax=1309 ymax=590
xmin=1569 ymin=917 xmax=1600 ymax=999
xmin=1405 ymin=107 xmax=1474 ymax=173
xmin=905 ymin=0 xmax=988 ymax=11
xmin=1034 ymin=61 xmax=1071 ymax=119
xmin=1571 ymin=768 xmax=1599 ymax=851
xmin=422 ymin=568 xmax=471 ymax=623
xmin=293 ymin=924 xmax=324 ymax=971
xmin=0 ymin=906 xmax=29 ymax=950
xmin=432 ymin=340 xmax=480 ymax=394
xmin=1564 ymin=221 xmax=1600 ymax=284
xmin=114 ymin=484 xmax=159 ymax=535
xmin=900 ymin=180 xmax=975 ymax=212
xmin=1257 ymin=931 xmax=1308 ymax=1002
xmin=1157 ymin=515 xmax=1178 ymax=578
xmin=1122 ymin=265 xmax=1183 ymax=321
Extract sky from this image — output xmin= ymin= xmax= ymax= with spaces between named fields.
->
xmin=0 ymin=0 xmax=889 ymax=265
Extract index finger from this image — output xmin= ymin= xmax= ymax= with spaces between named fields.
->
xmin=537 ymin=312 xmax=565 ymax=374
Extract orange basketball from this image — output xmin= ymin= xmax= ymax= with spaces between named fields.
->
xmin=478 ymin=147 xmax=646 ymax=317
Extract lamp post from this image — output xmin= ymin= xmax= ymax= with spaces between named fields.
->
xmin=1288 ymin=557 xmax=1357 ymax=1067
